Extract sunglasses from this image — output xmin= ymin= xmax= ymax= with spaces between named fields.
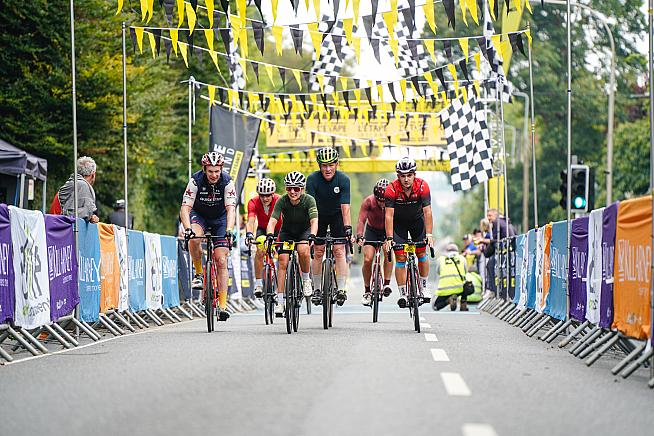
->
xmin=286 ymin=187 xmax=302 ymax=193
xmin=259 ymin=193 xmax=273 ymax=198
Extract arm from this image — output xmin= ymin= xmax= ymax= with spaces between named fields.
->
xmin=77 ymin=180 xmax=97 ymax=222
xmin=180 ymin=205 xmax=193 ymax=230
xmin=383 ymin=206 xmax=395 ymax=253
xmin=423 ymin=205 xmax=434 ymax=246
xmin=268 ymin=199 xmax=283 ymax=234
xmin=309 ymin=217 xmax=318 ymax=235
xmin=225 ymin=206 xmax=236 ymax=233
xmin=180 ymin=178 xmax=197 ymax=230
xmin=224 ymin=180 xmax=237 ymax=233
xmin=356 ymin=200 xmax=368 ymax=238
xmin=341 ymin=204 xmax=351 ymax=227
xmin=246 ymin=199 xmax=257 ymax=234
xmin=340 ymin=174 xmax=351 ymax=227
xmin=266 ymin=217 xmax=279 ymax=235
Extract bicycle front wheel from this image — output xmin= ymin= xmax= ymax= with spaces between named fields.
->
xmin=409 ymin=264 xmax=420 ymax=333
xmin=372 ymin=269 xmax=381 ymax=324
xmin=285 ymin=257 xmax=296 ymax=334
xmin=293 ymin=268 xmax=301 ymax=332
xmin=321 ymin=260 xmax=333 ymax=330
xmin=205 ymin=261 xmax=215 ymax=333
xmin=263 ymin=267 xmax=273 ymax=325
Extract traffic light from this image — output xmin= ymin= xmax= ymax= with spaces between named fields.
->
xmin=570 ymin=164 xmax=590 ymax=213
xmin=559 ymin=170 xmax=568 ymax=210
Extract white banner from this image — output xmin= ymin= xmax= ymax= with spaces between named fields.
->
xmin=534 ymin=228 xmax=545 ymax=314
xmin=114 ymin=225 xmax=129 ymax=312
xmin=517 ymin=234 xmax=529 ymax=310
xmin=9 ymin=207 xmax=51 ymax=328
xmin=143 ymin=232 xmax=163 ymax=310
xmin=585 ymin=208 xmax=604 ymax=325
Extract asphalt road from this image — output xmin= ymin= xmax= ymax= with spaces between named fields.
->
xmin=1 ymin=270 xmax=652 ymax=436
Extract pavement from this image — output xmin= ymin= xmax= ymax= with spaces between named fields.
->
xmin=0 ymin=267 xmax=652 ymax=436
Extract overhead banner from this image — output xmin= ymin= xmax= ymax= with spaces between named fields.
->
xmin=77 ymin=220 xmax=101 ymax=322
xmin=45 ymin=215 xmax=79 ymax=322
xmin=568 ymin=216 xmax=589 ymax=322
xmin=525 ymin=229 xmax=537 ymax=310
xmin=128 ymin=230 xmax=147 ymax=312
xmin=545 ymin=221 xmax=568 ymax=321
xmin=612 ymin=196 xmax=651 ymax=340
xmin=160 ymin=235 xmax=180 ymax=309
xmin=144 ymin=232 xmax=163 ymax=310
xmin=0 ymin=204 xmax=14 ymax=324
xmin=9 ymin=207 xmax=51 ymax=329
xmin=585 ymin=208 xmax=605 ymax=324
xmin=600 ymin=202 xmax=618 ymax=329
xmin=114 ymin=226 xmax=129 ymax=312
xmin=98 ymin=223 xmax=120 ymax=313
xmin=209 ymin=104 xmax=261 ymax=197
xmin=513 ymin=234 xmax=525 ymax=305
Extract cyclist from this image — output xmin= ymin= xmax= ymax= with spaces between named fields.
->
xmin=180 ymin=151 xmax=236 ymax=322
xmin=356 ymin=178 xmax=393 ymax=306
xmin=245 ymin=178 xmax=281 ymax=298
xmin=265 ymin=171 xmax=318 ymax=316
xmin=383 ymin=157 xmax=434 ymax=308
xmin=307 ymin=147 xmax=352 ymax=307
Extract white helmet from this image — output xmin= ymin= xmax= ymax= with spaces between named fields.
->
xmin=256 ymin=178 xmax=276 ymax=195
xmin=396 ymin=157 xmax=417 ymax=174
xmin=284 ymin=171 xmax=306 ymax=188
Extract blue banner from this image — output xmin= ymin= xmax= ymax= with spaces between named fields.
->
xmin=526 ymin=229 xmax=537 ymax=309
xmin=77 ymin=219 xmax=100 ymax=322
xmin=0 ymin=204 xmax=14 ymax=324
xmin=177 ymin=239 xmax=191 ymax=301
xmin=160 ymin=235 xmax=179 ymax=309
xmin=513 ymin=235 xmax=525 ymax=304
xmin=128 ymin=230 xmax=147 ymax=312
xmin=544 ymin=221 xmax=568 ymax=321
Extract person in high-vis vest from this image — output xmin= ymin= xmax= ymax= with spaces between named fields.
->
xmin=433 ymin=243 xmax=468 ymax=311
xmin=465 ymin=263 xmax=483 ymax=304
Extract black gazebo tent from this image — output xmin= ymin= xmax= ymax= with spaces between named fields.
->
xmin=0 ymin=139 xmax=48 ymax=210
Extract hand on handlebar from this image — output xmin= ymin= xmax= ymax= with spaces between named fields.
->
xmin=184 ymin=227 xmax=195 ymax=240
xmin=426 ymin=234 xmax=434 ymax=248
xmin=383 ymin=238 xmax=393 ymax=256
xmin=245 ymin=231 xmax=255 ymax=246
xmin=356 ymin=235 xmax=364 ymax=247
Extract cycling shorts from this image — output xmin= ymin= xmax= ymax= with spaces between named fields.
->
xmin=190 ymin=211 xmax=229 ymax=248
xmin=363 ymin=225 xmax=386 ymax=247
xmin=392 ymin=218 xmax=426 ymax=256
xmin=277 ymin=228 xmax=311 ymax=254
xmin=315 ymin=213 xmax=346 ymax=245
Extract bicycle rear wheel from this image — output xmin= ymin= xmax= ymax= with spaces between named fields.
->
xmin=372 ymin=262 xmax=381 ymax=323
xmin=205 ymin=260 xmax=215 ymax=333
xmin=263 ymin=267 xmax=272 ymax=325
xmin=305 ymin=296 xmax=312 ymax=314
xmin=293 ymin=267 xmax=301 ymax=332
xmin=409 ymin=264 xmax=420 ymax=333
xmin=321 ymin=259 xmax=332 ymax=330
xmin=285 ymin=257 xmax=295 ymax=334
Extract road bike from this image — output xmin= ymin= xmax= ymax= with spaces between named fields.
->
xmin=392 ymin=239 xmax=433 ymax=333
xmin=249 ymin=238 xmax=278 ymax=325
xmin=313 ymin=232 xmax=352 ymax=330
xmin=185 ymin=228 xmax=232 ymax=333
xmin=273 ymin=240 xmax=309 ymax=334
xmin=359 ymin=241 xmax=388 ymax=323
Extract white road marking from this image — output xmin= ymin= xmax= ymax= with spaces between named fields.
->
xmin=462 ymin=424 xmax=498 ymax=436
xmin=424 ymin=333 xmax=438 ymax=342
xmin=441 ymin=372 xmax=471 ymax=396
xmin=419 ymin=316 xmax=426 ymax=321
xmin=431 ymin=348 xmax=450 ymax=361
xmin=421 ymin=322 xmax=432 ymax=329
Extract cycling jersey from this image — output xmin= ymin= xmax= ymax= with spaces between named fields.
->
xmin=247 ymin=194 xmax=282 ymax=233
xmin=182 ymin=170 xmax=236 ymax=220
xmin=271 ymin=193 xmax=318 ymax=239
xmin=384 ymin=178 xmax=431 ymax=224
xmin=356 ymin=195 xmax=385 ymax=235
xmin=306 ymin=170 xmax=350 ymax=216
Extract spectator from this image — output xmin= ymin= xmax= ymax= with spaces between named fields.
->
xmin=58 ymin=156 xmax=99 ymax=223
xmin=433 ymin=243 xmax=469 ymax=311
xmin=108 ymin=199 xmax=134 ymax=229
xmin=486 ymin=208 xmax=515 ymax=240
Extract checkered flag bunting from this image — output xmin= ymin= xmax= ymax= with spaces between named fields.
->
xmin=483 ymin=7 xmax=512 ymax=103
xmin=227 ymin=27 xmax=245 ymax=90
xmin=310 ymin=17 xmax=352 ymax=93
xmin=439 ymin=96 xmax=494 ymax=191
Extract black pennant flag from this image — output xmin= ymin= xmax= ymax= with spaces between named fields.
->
xmin=402 ymin=8 xmax=415 ymax=35
xmin=323 ymin=21 xmax=336 ymax=42
xmin=370 ymin=38 xmax=381 ymax=63
xmin=183 ymin=30 xmax=194 ymax=56
xmin=353 ymin=78 xmax=360 ymax=90
xmin=333 ymin=0 xmax=340 ymax=17
xmin=333 ymin=35 xmax=344 ymax=61
xmin=371 ymin=0 xmax=379 ymax=22
xmin=253 ymin=0 xmax=263 ymax=18
xmin=218 ymin=89 xmax=226 ymax=105
xmin=129 ymin=28 xmax=137 ymax=53
xmin=364 ymin=87 xmax=373 ymax=107
xmin=435 ymin=68 xmax=447 ymax=91
xmin=476 ymin=37 xmax=489 ymax=61
xmin=279 ymin=69 xmax=287 ymax=87
xmin=459 ymin=59 xmax=470 ymax=83
xmin=504 ymin=0 xmax=510 ymax=14
xmin=353 ymin=107 xmax=359 ymax=118
xmin=279 ymin=94 xmax=287 ymax=111
xmin=343 ymin=91 xmax=351 ymax=110
xmin=152 ymin=29 xmax=162 ymax=56
xmin=408 ymin=0 xmax=417 ymax=32
xmin=299 ymin=95 xmax=308 ymax=111
xmin=509 ymin=33 xmax=527 ymax=58
xmin=190 ymin=0 xmax=197 ymax=10
xmin=238 ymin=91 xmax=245 ymax=109
xmin=289 ymin=0 xmax=300 ymax=12
xmin=388 ymin=82 xmax=399 ymax=103
xmin=252 ymin=63 xmax=260 ymax=84
xmin=290 ymin=25 xmax=303 ymax=55
xmin=164 ymin=38 xmax=171 ymax=62
xmin=408 ymin=40 xmax=419 ymax=60
xmin=252 ymin=21 xmax=265 ymax=54
xmin=268 ymin=116 xmax=275 ymax=135
xmin=303 ymin=71 xmax=312 ymax=89
xmin=219 ymin=0 xmax=229 ymax=13
xmin=443 ymin=40 xmax=452 ymax=62
xmin=442 ymin=0 xmax=456 ymax=30
xmin=410 ymin=76 xmax=422 ymax=96
xmin=368 ymin=140 xmax=374 ymax=156
xmin=311 ymin=131 xmax=316 ymax=145
xmin=320 ymin=93 xmax=328 ymax=111
xmin=331 ymin=136 xmax=336 ymax=148
xmin=219 ymin=29 xmax=232 ymax=54
xmin=390 ymin=102 xmax=396 ymax=115
xmin=363 ymin=16 xmax=375 ymax=43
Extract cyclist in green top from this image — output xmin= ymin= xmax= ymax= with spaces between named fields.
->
xmin=266 ymin=171 xmax=318 ymax=316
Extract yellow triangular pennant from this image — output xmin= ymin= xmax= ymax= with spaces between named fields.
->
xmin=343 ymin=18 xmax=354 ymax=46
xmin=526 ymin=29 xmax=532 ymax=47
xmin=140 ymin=0 xmax=148 ymax=21
xmin=447 ymin=64 xmax=459 ymax=96
xmin=116 ymin=0 xmax=124 ymax=15
xmin=489 ymin=0 xmax=496 ymax=20
xmin=441 ymin=91 xmax=449 ymax=106
xmin=399 ymin=79 xmax=407 ymax=99
xmin=339 ymin=76 xmax=348 ymax=91
xmin=423 ymin=39 xmax=436 ymax=63
xmin=461 ymin=86 xmax=468 ymax=103
xmin=491 ymin=35 xmax=502 ymax=58
xmin=204 ymin=29 xmax=214 ymax=52
xmin=514 ymin=0 xmax=522 ymax=15
xmin=237 ymin=0 xmax=247 ymax=18
xmin=473 ymin=80 xmax=481 ymax=97
xmin=239 ymin=28 xmax=249 ymax=59
xmin=272 ymin=26 xmax=284 ymax=56
xmin=525 ymin=0 xmax=533 ymax=14
xmin=343 ymin=140 xmax=351 ymax=158
xmin=185 ymin=3 xmax=196 ymax=34
xmin=135 ymin=27 xmax=144 ymax=53
xmin=353 ymin=89 xmax=361 ymax=104
xmin=383 ymin=11 xmax=397 ymax=36
xmin=264 ymin=64 xmax=276 ymax=86
xmin=466 ymin=0 xmax=479 ymax=25
xmin=176 ymin=0 xmax=184 ymax=27
xmin=459 ymin=38 xmax=469 ymax=59
xmin=359 ymin=141 xmax=368 ymax=156
xmin=206 ymin=0 xmax=215 ymax=28
xmin=307 ymin=23 xmax=322 ymax=59
xmin=500 ymin=39 xmax=512 ymax=63
xmin=208 ymin=85 xmax=216 ymax=106
xmin=272 ymin=0 xmax=278 ymax=23
xmin=292 ymin=69 xmax=302 ymax=90
xmin=352 ymin=37 xmax=361 ymax=63
xmin=209 ymin=50 xmax=220 ymax=71
xmin=423 ymin=72 xmax=437 ymax=95
xmin=423 ymin=0 xmax=436 ymax=33
xmin=312 ymin=0 xmax=320 ymax=20
xmin=178 ymin=41 xmax=189 ymax=67
xmin=170 ymin=29 xmax=178 ymax=55
xmin=309 ymin=93 xmax=318 ymax=109
xmin=460 ymin=0 xmax=468 ymax=26
xmin=147 ymin=31 xmax=157 ymax=58
xmin=474 ymin=51 xmax=481 ymax=72
xmin=389 ymin=39 xmax=399 ymax=66
xmin=353 ymin=0 xmax=360 ymax=23
xmin=239 ymin=59 xmax=248 ymax=81
xmin=147 ymin=0 xmax=154 ymax=22
xmin=376 ymin=84 xmax=384 ymax=103
xmin=317 ymin=74 xmax=325 ymax=91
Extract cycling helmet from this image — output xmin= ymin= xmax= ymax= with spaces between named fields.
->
xmin=396 ymin=157 xmax=417 ymax=174
xmin=316 ymin=147 xmax=339 ymax=164
xmin=201 ymin=151 xmax=225 ymax=167
xmin=373 ymin=178 xmax=390 ymax=201
xmin=256 ymin=178 xmax=276 ymax=195
xmin=284 ymin=171 xmax=306 ymax=188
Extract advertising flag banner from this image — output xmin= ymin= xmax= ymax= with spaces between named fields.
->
xmin=144 ymin=232 xmax=163 ymax=310
xmin=45 ymin=215 xmax=79 ymax=322
xmin=569 ymin=216 xmax=589 ymax=322
xmin=513 ymin=234 xmax=525 ymax=305
xmin=77 ymin=220 xmax=101 ymax=322
xmin=128 ymin=230 xmax=147 ymax=312
xmin=209 ymin=104 xmax=261 ymax=197
xmin=177 ymin=239 xmax=192 ymax=300
xmin=525 ymin=229 xmax=537 ymax=310
xmin=9 ymin=206 xmax=51 ymax=328
xmin=585 ymin=208 xmax=605 ymax=324
xmin=114 ymin=226 xmax=129 ymax=312
xmin=534 ymin=226 xmax=545 ymax=313
xmin=544 ymin=221 xmax=568 ymax=321
xmin=599 ymin=202 xmax=618 ymax=328
xmin=0 ymin=205 xmax=14 ymax=324
xmin=612 ymin=196 xmax=651 ymax=339
xmin=160 ymin=235 xmax=180 ymax=309
xmin=98 ymin=223 xmax=120 ymax=313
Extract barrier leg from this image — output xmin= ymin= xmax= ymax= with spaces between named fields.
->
xmin=157 ymin=308 xmax=176 ymax=323
xmin=77 ymin=319 xmax=101 ymax=341
xmin=480 ymin=298 xmax=498 ymax=312
xmin=648 ymin=376 xmax=654 ymax=388
xmin=620 ymin=347 xmax=654 ymax=379
xmin=15 ymin=327 xmax=48 ymax=354
xmin=143 ymin=310 xmax=164 ymax=326
xmin=52 ymin=323 xmax=78 ymax=347
xmin=0 ymin=344 xmax=12 ymax=362
xmin=165 ymin=308 xmax=183 ymax=322
xmin=42 ymin=324 xmax=71 ymax=349
xmin=499 ymin=306 xmax=517 ymax=321
xmin=541 ymin=319 xmax=569 ymax=343
xmin=585 ymin=332 xmax=620 ymax=366
xmin=497 ymin=303 xmax=515 ymax=319
xmin=558 ymin=320 xmax=590 ymax=348
xmin=527 ymin=315 xmax=552 ymax=338
xmin=187 ymin=301 xmax=205 ymax=317
xmin=571 ymin=326 xmax=603 ymax=356
xmin=521 ymin=312 xmax=544 ymax=332
xmin=111 ymin=311 xmax=136 ymax=333
xmin=508 ymin=308 xmax=528 ymax=325
xmin=579 ymin=330 xmax=613 ymax=359
xmin=173 ymin=305 xmax=193 ymax=320
xmin=97 ymin=315 xmax=122 ymax=336
xmin=126 ymin=310 xmax=149 ymax=328
xmin=491 ymin=301 xmax=509 ymax=316
xmin=611 ymin=343 xmax=646 ymax=375
xmin=517 ymin=310 xmax=538 ymax=328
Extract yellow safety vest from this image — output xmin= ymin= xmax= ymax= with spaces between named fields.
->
xmin=466 ymin=271 xmax=483 ymax=303
xmin=437 ymin=255 xmax=466 ymax=297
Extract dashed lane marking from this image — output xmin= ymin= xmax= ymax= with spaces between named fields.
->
xmin=441 ymin=372 xmax=471 ymax=396
xmin=421 ymin=322 xmax=432 ymax=329
xmin=430 ymin=348 xmax=450 ymax=361
xmin=424 ymin=333 xmax=438 ymax=342
xmin=462 ymin=424 xmax=498 ymax=436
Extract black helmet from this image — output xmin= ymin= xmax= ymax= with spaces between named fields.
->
xmin=373 ymin=178 xmax=390 ymax=201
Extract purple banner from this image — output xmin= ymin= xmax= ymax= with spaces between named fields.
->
xmin=0 ymin=204 xmax=14 ymax=324
xmin=599 ymin=202 xmax=618 ymax=329
xmin=568 ymin=216 xmax=589 ymax=321
xmin=45 ymin=215 xmax=79 ymax=322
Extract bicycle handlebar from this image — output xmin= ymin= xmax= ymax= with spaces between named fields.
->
xmin=183 ymin=233 xmax=232 ymax=252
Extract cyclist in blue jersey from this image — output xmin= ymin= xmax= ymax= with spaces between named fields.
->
xmin=180 ymin=151 xmax=236 ymax=321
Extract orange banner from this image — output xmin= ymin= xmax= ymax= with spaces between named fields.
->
xmin=612 ymin=196 xmax=652 ymax=339
xmin=542 ymin=223 xmax=552 ymax=306
xmin=98 ymin=223 xmax=120 ymax=313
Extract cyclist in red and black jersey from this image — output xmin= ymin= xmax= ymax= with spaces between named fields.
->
xmin=356 ymin=179 xmax=394 ymax=306
xmin=245 ymin=178 xmax=282 ymax=298
xmin=383 ymin=157 xmax=435 ymax=308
